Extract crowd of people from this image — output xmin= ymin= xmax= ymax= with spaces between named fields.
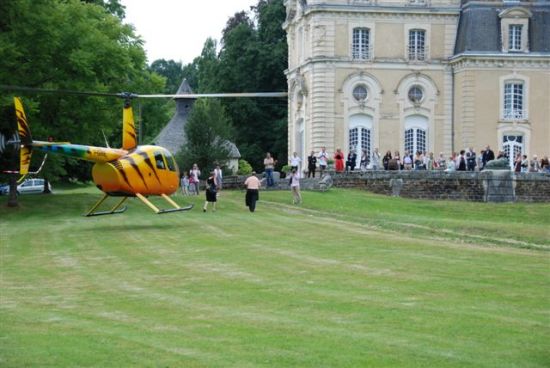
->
xmin=180 ymin=146 xmax=549 ymax=213
xmin=270 ymin=146 xmax=550 ymax=176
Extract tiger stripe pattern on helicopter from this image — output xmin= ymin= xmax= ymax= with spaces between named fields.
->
xmin=136 ymin=150 xmax=161 ymax=183
xmin=124 ymin=155 xmax=149 ymax=189
xmin=122 ymin=104 xmax=138 ymax=151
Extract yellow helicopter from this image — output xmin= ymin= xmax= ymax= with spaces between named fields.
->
xmin=3 ymin=86 xmax=286 ymax=216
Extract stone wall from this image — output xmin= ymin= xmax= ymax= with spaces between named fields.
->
xmin=514 ymin=173 xmax=550 ymax=203
xmin=222 ymin=171 xmax=550 ymax=202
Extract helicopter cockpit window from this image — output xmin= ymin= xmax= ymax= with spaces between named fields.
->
xmin=154 ymin=152 xmax=166 ymax=170
xmin=165 ymin=154 xmax=176 ymax=172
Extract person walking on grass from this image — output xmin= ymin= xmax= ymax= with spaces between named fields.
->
xmin=202 ymin=171 xmax=218 ymax=212
xmin=289 ymin=168 xmax=302 ymax=205
xmin=244 ymin=171 xmax=261 ymax=212
xmin=189 ymin=163 xmax=201 ymax=195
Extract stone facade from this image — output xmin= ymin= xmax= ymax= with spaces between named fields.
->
xmin=283 ymin=0 xmax=550 ymax=169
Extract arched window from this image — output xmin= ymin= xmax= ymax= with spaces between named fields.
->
xmin=503 ymin=135 xmax=523 ymax=169
xmin=404 ymin=115 xmax=428 ymax=154
xmin=349 ymin=114 xmax=372 ymax=160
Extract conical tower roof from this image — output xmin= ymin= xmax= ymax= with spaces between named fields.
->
xmin=176 ymin=78 xmax=193 ymax=95
xmin=153 ymin=79 xmax=240 ymax=159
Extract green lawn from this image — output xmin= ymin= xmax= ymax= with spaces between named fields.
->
xmin=1 ymin=186 xmax=549 ymax=367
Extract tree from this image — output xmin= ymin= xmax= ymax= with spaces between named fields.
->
xmin=173 ymin=0 xmax=288 ymax=171
xmin=149 ymin=59 xmax=185 ymax=93
xmin=82 ymin=0 xmax=126 ymax=19
xmin=216 ymin=0 xmax=288 ymax=170
xmin=176 ymin=99 xmax=234 ymax=178
xmin=0 ymin=0 xmax=165 ymax=192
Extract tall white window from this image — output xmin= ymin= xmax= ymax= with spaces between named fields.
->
xmin=404 ymin=128 xmax=426 ymax=154
xmin=504 ymin=82 xmax=525 ymax=119
xmin=408 ymin=29 xmax=426 ymax=61
xmin=352 ymin=28 xmax=370 ymax=60
xmin=503 ymin=135 xmax=523 ymax=169
xmin=404 ymin=115 xmax=428 ymax=154
xmin=349 ymin=114 xmax=373 ymax=161
xmin=509 ymin=25 xmax=522 ymax=51
xmin=349 ymin=127 xmax=371 ymax=160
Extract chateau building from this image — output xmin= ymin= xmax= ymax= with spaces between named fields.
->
xmin=283 ymin=0 xmax=550 ymax=168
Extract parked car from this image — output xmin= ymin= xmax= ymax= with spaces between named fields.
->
xmin=0 ymin=178 xmax=51 ymax=195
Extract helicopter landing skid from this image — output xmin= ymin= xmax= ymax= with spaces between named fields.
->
xmin=84 ymin=194 xmax=128 ymax=217
xmin=136 ymin=193 xmax=194 ymax=214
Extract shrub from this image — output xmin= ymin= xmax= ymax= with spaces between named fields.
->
xmin=237 ymin=159 xmax=253 ymax=175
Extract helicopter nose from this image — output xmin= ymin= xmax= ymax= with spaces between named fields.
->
xmin=92 ymin=162 xmax=126 ymax=194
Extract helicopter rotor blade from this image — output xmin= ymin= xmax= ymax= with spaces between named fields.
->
xmin=0 ymin=84 xmax=122 ymax=98
xmin=1 ymin=85 xmax=287 ymax=99
xmin=135 ymin=92 xmax=288 ymax=99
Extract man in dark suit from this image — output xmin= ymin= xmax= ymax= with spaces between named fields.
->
xmin=346 ymin=151 xmax=357 ymax=173
xmin=482 ymin=145 xmax=495 ymax=169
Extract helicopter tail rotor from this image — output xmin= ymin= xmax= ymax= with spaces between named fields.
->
xmin=0 ymin=132 xmax=20 ymax=154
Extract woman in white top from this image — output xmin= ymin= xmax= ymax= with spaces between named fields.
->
xmin=290 ymin=152 xmax=302 ymax=172
xmin=289 ymin=168 xmax=302 ymax=205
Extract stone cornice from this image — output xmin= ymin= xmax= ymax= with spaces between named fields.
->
xmin=284 ymin=4 xmax=459 ymax=30
xmin=304 ymin=3 xmax=460 ymax=17
xmin=450 ymin=53 xmax=550 ymax=71
xmin=286 ymin=57 xmax=450 ymax=75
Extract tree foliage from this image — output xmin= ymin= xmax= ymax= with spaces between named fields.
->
xmin=149 ymin=59 xmax=185 ymax=94
xmin=176 ymin=99 xmax=234 ymax=178
xmin=0 ymin=0 xmax=166 ymax=186
xmin=185 ymin=0 xmax=288 ymax=171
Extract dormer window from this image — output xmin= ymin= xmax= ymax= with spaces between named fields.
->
xmin=499 ymin=7 xmax=531 ymax=53
xmin=509 ymin=25 xmax=522 ymax=51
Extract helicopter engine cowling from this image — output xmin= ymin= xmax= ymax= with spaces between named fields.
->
xmin=92 ymin=146 xmax=180 ymax=196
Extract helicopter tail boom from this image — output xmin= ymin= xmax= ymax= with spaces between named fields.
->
xmin=32 ymin=141 xmax=127 ymax=163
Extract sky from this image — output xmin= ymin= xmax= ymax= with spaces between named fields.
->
xmin=121 ymin=0 xmax=259 ymax=65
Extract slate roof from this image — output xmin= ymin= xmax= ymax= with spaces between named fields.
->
xmin=455 ymin=1 xmax=550 ymax=54
xmin=154 ymin=79 xmax=241 ymax=159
